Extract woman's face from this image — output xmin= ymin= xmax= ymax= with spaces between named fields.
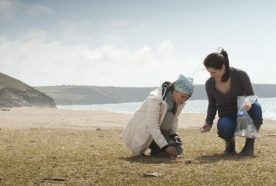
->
xmin=206 ymin=65 xmax=225 ymax=81
xmin=172 ymin=91 xmax=190 ymax=105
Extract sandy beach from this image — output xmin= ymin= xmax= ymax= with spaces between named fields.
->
xmin=0 ymin=107 xmax=275 ymax=130
xmin=1 ymin=107 xmax=276 ymax=185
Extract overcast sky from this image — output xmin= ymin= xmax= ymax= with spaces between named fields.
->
xmin=0 ymin=0 xmax=275 ymax=87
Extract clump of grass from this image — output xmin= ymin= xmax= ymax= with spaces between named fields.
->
xmin=0 ymin=73 xmax=28 ymax=91
xmin=0 ymin=128 xmax=275 ymax=185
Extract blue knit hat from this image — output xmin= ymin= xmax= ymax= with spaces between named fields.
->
xmin=174 ymin=74 xmax=194 ymax=96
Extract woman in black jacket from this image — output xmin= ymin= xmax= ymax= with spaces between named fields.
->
xmin=200 ymin=48 xmax=263 ymax=156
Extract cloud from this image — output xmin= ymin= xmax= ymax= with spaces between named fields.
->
xmin=0 ymin=0 xmax=18 ymax=19
xmin=0 ymin=34 xmax=207 ymax=87
xmin=24 ymin=4 xmax=52 ymax=15
xmin=0 ymin=0 xmax=51 ymax=20
xmin=108 ymin=20 xmax=132 ymax=28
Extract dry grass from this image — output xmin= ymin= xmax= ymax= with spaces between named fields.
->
xmin=0 ymin=128 xmax=276 ymax=186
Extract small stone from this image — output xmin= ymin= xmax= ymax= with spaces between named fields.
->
xmin=143 ymin=172 xmax=163 ymax=177
xmin=184 ymin=159 xmax=197 ymax=164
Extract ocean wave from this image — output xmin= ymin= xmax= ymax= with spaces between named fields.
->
xmin=58 ymin=98 xmax=276 ymax=121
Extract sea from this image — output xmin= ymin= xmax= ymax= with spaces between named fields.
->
xmin=58 ymin=97 xmax=276 ymax=121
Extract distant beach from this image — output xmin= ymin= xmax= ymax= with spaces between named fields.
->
xmin=0 ymin=107 xmax=275 ymax=130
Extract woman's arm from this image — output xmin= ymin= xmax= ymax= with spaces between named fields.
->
xmin=205 ymin=83 xmax=217 ymax=126
xmin=239 ymin=70 xmax=255 ymax=111
xmin=240 ymin=70 xmax=254 ymax=95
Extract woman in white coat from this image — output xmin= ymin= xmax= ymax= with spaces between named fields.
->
xmin=123 ymin=74 xmax=194 ymax=158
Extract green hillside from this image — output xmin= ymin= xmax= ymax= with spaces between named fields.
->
xmin=0 ymin=73 xmax=28 ymax=91
xmin=36 ymin=84 xmax=276 ymax=105
xmin=0 ymin=72 xmax=56 ymax=108
xmin=36 ymin=85 xmax=154 ymax=105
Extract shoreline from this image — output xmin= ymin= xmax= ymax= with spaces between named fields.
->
xmin=0 ymin=107 xmax=275 ymax=130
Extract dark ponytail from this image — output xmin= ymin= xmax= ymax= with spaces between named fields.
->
xmin=219 ymin=49 xmax=230 ymax=82
xmin=203 ymin=48 xmax=230 ymax=82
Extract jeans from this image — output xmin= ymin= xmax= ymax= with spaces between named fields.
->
xmin=217 ymin=102 xmax=263 ymax=138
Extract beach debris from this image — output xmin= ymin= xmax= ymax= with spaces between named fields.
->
xmin=184 ymin=159 xmax=198 ymax=164
xmin=143 ymin=172 xmax=163 ymax=177
xmin=1 ymin=108 xmax=10 ymax=111
xmin=42 ymin=178 xmax=66 ymax=182
xmin=265 ymin=134 xmax=276 ymax=136
xmin=6 ymin=145 xmax=14 ymax=148
xmin=96 ymin=128 xmax=102 ymax=131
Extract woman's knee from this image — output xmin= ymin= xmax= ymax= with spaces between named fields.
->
xmin=248 ymin=102 xmax=263 ymax=120
xmin=217 ymin=117 xmax=236 ymax=138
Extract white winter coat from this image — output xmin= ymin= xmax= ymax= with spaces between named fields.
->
xmin=123 ymin=86 xmax=185 ymax=155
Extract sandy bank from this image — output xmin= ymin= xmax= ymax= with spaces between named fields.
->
xmin=0 ymin=107 xmax=275 ymax=130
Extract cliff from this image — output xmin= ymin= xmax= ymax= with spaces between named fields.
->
xmin=0 ymin=73 xmax=56 ymax=108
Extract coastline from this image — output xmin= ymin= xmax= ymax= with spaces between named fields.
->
xmin=1 ymin=107 xmax=275 ymax=130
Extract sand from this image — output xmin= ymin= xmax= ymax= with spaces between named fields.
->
xmin=0 ymin=107 xmax=275 ymax=130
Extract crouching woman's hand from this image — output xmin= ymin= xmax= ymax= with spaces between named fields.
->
xmin=165 ymin=145 xmax=178 ymax=159
xmin=200 ymin=123 xmax=212 ymax=133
